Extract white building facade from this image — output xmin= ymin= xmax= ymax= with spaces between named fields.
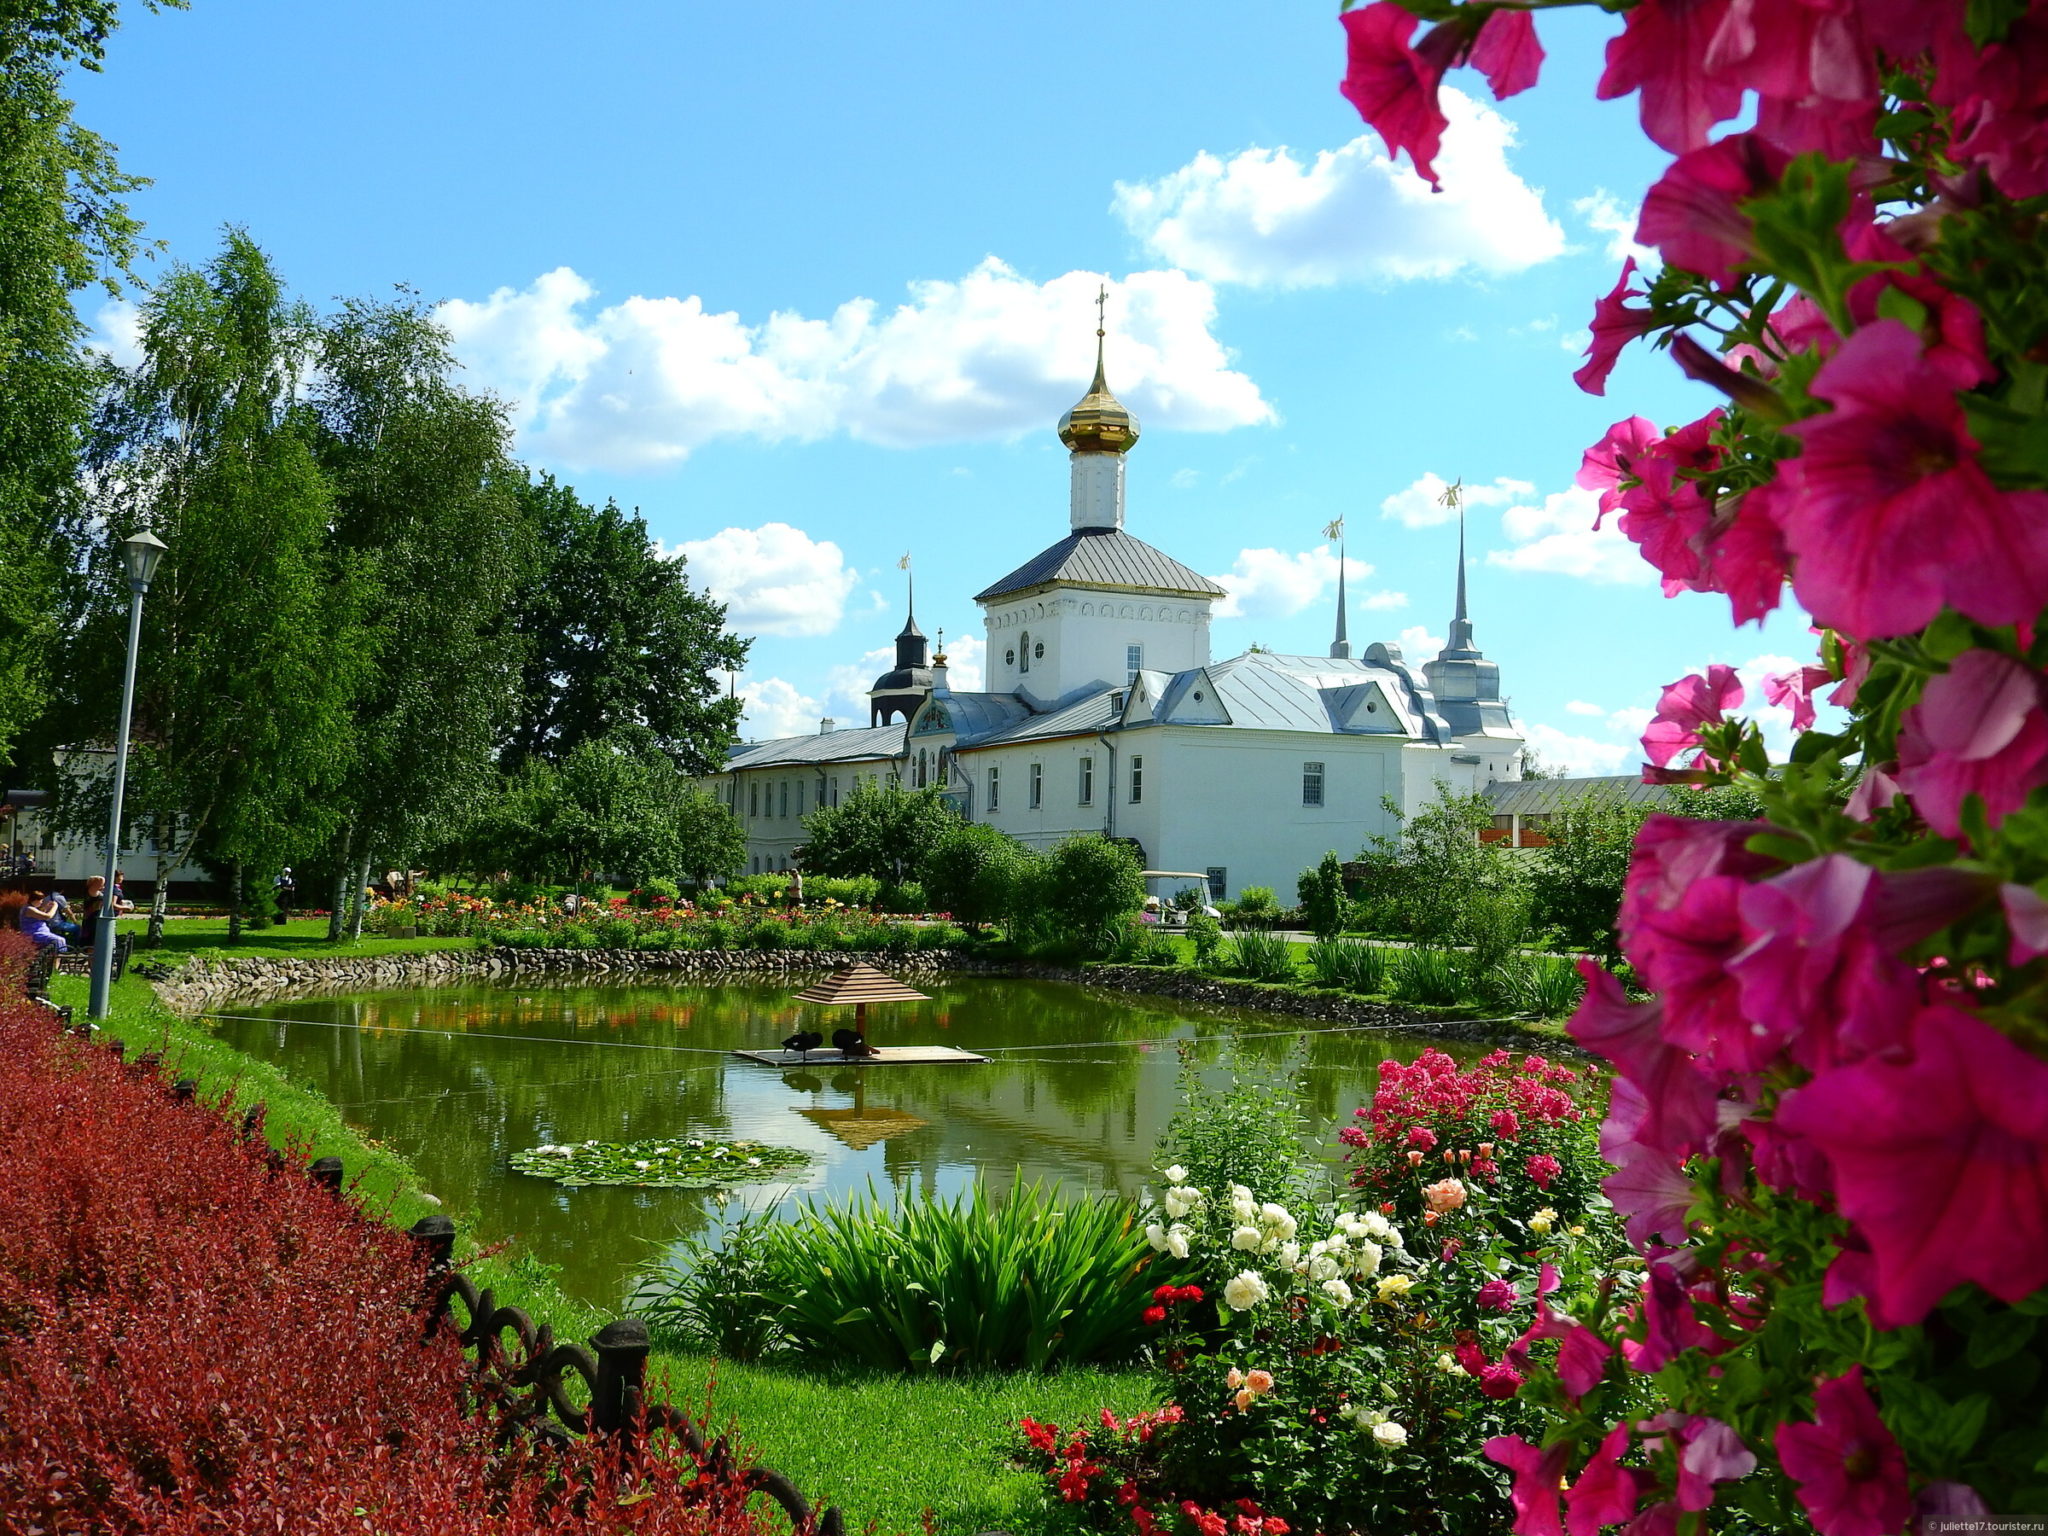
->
xmin=707 ymin=332 xmax=1524 ymax=897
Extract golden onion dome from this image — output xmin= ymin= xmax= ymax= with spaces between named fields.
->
xmin=1058 ymin=329 xmax=1140 ymax=454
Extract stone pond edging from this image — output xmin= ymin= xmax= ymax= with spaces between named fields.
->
xmin=149 ymin=948 xmax=1570 ymax=1053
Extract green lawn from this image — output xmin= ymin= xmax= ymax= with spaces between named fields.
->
xmin=43 ymin=961 xmax=1148 ymax=1535
xmin=122 ymin=913 xmax=474 ymax=965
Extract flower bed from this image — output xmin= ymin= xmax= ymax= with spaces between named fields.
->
xmin=368 ymin=890 xmax=967 ymax=954
xmin=1020 ymin=1049 xmax=1628 ymax=1536
xmin=0 ymin=930 xmax=789 ymax=1536
xmin=512 ymin=1136 xmax=810 ymax=1188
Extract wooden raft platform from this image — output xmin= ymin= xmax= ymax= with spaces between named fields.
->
xmin=733 ymin=1045 xmax=989 ymax=1067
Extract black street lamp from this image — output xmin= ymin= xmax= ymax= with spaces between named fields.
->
xmin=88 ymin=529 xmax=167 ymax=1020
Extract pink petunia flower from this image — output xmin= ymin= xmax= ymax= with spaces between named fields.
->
xmin=1694 ymin=478 xmax=1791 ymax=626
xmin=1569 ymin=964 xmax=1719 ymax=1155
xmin=1895 ymin=650 xmax=2048 ymax=840
xmin=1774 ymin=1004 xmax=2048 ymax=1324
xmin=2003 ymin=881 xmax=2048 ymax=964
xmin=1774 ymin=1368 xmax=1912 ymax=1536
xmin=1642 ymin=664 xmax=1744 ymax=770
xmin=1484 ymin=1435 xmax=1570 ymax=1536
xmin=1597 ymin=0 xmax=1743 ymax=153
xmin=1781 ymin=321 xmax=2048 ymax=638
xmin=1761 ymin=663 xmax=1830 ymax=732
xmin=1634 ymin=132 xmax=1790 ymax=286
xmin=1613 ymin=460 xmax=1716 ymax=597
xmin=1339 ymin=3 xmax=1448 ymax=187
xmin=1574 ymin=258 xmax=1658 ymax=396
xmin=1675 ymin=1418 xmax=1755 ymax=1511
xmin=1564 ymin=1424 xmax=1643 ymax=1536
xmin=1728 ymin=854 xmax=1920 ymax=1070
xmin=1555 ymin=1326 xmax=1613 ymax=1401
xmin=1577 ymin=415 xmax=1662 ymax=516
xmin=1468 ymin=8 xmax=1544 ymax=99
xmin=1621 ymin=1260 xmax=1728 ymax=1376
xmin=1602 ymin=1082 xmax=1699 ymax=1247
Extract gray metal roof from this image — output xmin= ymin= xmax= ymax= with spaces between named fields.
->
xmin=1484 ymin=775 xmax=1674 ymax=815
xmin=973 ymin=527 xmax=1227 ymax=603
xmin=963 ymin=687 xmax=1123 ymax=748
xmin=725 ymin=722 xmax=905 ymax=772
xmin=912 ymin=691 xmax=1033 ymax=745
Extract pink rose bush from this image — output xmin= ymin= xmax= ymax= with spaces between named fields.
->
xmin=1339 ymin=0 xmax=2048 ymax=1528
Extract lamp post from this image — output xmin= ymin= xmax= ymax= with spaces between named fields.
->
xmin=88 ymin=529 xmax=167 ymax=1021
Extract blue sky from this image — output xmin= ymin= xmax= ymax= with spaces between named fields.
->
xmin=75 ymin=0 xmax=1829 ymax=771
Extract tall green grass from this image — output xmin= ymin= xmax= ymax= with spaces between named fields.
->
xmin=1306 ymin=937 xmax=1390 ymax=994
xmin=1488 ymin=953 xmax=1586 ymax=1017
xmin=649 ymin=1181 xmax=1170 ymax=1373
xmin=1389 ymin=946 xmax=1469 ymax=1006
xmin=1218 ymin=929 xmax=1299 ymax=983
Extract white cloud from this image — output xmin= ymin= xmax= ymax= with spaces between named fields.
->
xmin=1112 ymin=90 xmax=1565 ymax=289
xmin=939 ymin=632 xmax=987 ymax=693
xmin=1487 ymin=484 xmax=1654 ymax=586
xmin=1399 ymin=624 xmax=1445 ymax=658
xmin=670 ymin=523 xmax=858 ymax=638
xmin=817 ymin=633 xmax=989 ymax=727
xmin=1522 ymin=721 xmax=1633 ymax=777
xmin=89 ymin=301 xmax=145 ymax=368
xmin=737 ymin=677 xmax=827 ymax=741
xmin=1209 ymin=548 xmax=1400 ymax=621
xmin=1564 ymin=699 xmax=1606 ymax=717
xmin=1169 ymin=467 xmax=1200 ymax=490
xmin=439 ymin=260 xmax=1271 ymax=473
xmin=1381 ymin=472 xmax=1534 ymax=530
xmin=1573 ymin=189 xmax=1657 ymax=268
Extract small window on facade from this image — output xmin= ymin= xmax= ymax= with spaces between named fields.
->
xmin=1079 ymin=755 xmax=1094 ymax=805
xmin=1206 ymin=866 xmax=1227 ymax=899
xmin=1303 ymin=761 xmax=1325 ymax=807
xmin=1034 ymin=641 xmax=1044 ymax=659
xmin=1029 ymin=762 xmax=1043 ymax=808
xmin=749 ymin=781 xmax=758 ymax=818
xmin=779 ymin=781 xmax=789 ymax=818
xmin=830 ymin=776 xmax=840 ymax=807
xmin=796 ymin=781 xmax=806 ymax=816
xmin=1126 ymin=643 xmax=1143 ymax=682
xmin=988 ymin=765 xmax=1001 ymax=812
xmin=1130 ymin=754 xmax=1144 ymax=804
xmin=1020 ymin=631 xmax=1030 ymax=673
xmin=917 ymin=748 xmax=929 ymax=788
xmin=1005 ymin=649 xmax=1015 ymax=666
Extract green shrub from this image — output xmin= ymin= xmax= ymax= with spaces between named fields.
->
xmin=913 ymin=921 xmax=968 ymax=950
xmin=1296 ymin=852 xmax=1351 ymax=941
xmin=630 ymin=877 xmax=681 ymax=909
xmin=1107 ymin=917 xmax=1181 ymax=966
xmin=1185 ymin=910 xmax=1223 ymax=969
xmin=643 ymin=1216 xmax=787 ymax=1362
xmin=1155 ymin=1042 xmax=1313 ymax=1210
xmin=920 ymin=822 xmax=1031 ymax=930
xmin=1223 ymin=886 xmax=1280 ymax=930
xmin=1036 ymin=835 xmax=1145 ymax=953
xmin=1307 ymin=937 xmax=1389 ymax=994
xmin=741 ymin=918 xmax=788 ymax=950
xmin=1389 ymin=945 xmax=1468 ymax=1005
xmin=877 ymin=879 xmax=928 ymax=914
xmin=685 ymin=1181 xmax=1169 ymax=1372
xmin=1219 ymin=929 xmax=1296 ymax=983
xmin=595 ymin=915 xmax=638 ymax=948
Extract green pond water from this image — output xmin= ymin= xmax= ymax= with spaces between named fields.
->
xmin=209 ymin=976 xmax=1475 ymax=1310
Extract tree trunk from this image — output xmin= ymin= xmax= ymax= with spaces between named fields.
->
xmin=348 ymin=849 xmax=372 ymax=941
xmin=227 ymin=861 xmax=244 ymax=945
xmin=327 ymin=827 xmax=353 ymax=943
xmin=147 ymin=884 xmax=170 ymax=946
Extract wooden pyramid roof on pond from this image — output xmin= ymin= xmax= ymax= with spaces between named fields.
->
xmin=792 ymin=962 xmax=930 ymax=1007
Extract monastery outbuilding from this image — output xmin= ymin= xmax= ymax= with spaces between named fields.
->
xmin=708 ymin=324 xmax=1526 ymax=901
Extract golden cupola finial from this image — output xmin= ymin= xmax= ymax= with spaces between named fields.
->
xmin=1058 ymin=285 xmax=1140 ymax=455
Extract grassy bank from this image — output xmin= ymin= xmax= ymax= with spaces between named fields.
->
xmin=126 ymin=914 xmax=474 ymax=965
xmin=43 ymin=961 xmax=1149 ymax=1534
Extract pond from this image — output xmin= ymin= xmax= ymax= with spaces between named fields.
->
xmin=207 ymin=975 xmax=1478 ymax=1310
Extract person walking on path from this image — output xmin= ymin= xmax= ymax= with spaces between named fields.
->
xmin=273 ymin=867 xmax=296 ymax=925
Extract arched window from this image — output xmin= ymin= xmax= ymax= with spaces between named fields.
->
xmin=1019 ymin=630 xmax=1030 ymax=673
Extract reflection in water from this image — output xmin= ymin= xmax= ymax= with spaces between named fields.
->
xmin=210 ymin=977 xmax=1475 ymax=1309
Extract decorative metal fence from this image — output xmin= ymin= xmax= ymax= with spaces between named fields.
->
xmin=63 ymin=1014 xmax=843 ymax=1536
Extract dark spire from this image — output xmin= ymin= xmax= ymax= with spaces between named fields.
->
xmin=893 ymin=556 xmax=927 ymax=667
xmin=1443 ymin=484 xmax=1476 ymax=656
xmin=1325 ymin=517 xmax=1351 ymax=659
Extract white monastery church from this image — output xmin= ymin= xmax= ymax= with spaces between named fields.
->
xmin=708 ymin=328 xmax=1526 ymax=901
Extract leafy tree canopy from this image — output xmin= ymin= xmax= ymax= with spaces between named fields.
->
xmin=798 ymin=779 xmax=959 ymax=883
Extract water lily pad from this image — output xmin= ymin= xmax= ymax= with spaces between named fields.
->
xmin=510 ymin=1137 xmax=810 ymax=1188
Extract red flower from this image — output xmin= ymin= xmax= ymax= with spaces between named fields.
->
xmin=1775 ymin=1368 xmax=1913 ymax=1536
xmin=1597 ymin=0 xmax=1742 ymax=153
xmin=1775 ymin=1004 xmax=2048 ymax=1325
xmin=1478 ymin=1360 xmax=1525 ymax=1400
xmin=1573 ymin=258 xmax=1657 ymax=396
xmin=1484 ymin=1435 xmax=1570 ymax=1536
xmin=1524 ymin=1153 xmax=1561 ymax=1190
xmin=1141 ymin=1305 xmax=1168 ymax=1327
xmin=1338 ymin=2 xmax=1449 ymax=186
xmin=1896 ymin=650 xmax=2048 ymax=841
xmin=1181 ymin=1501 xmax=1228 ymax=1536
xmin=1564 ymin=1424 xmax=1644 ymax=1536
xmin=1468 ymin=8 xmax=1544 ymax=99
xmin=1636 ymin=132 xmax=1789 ymax=286
xmin=1782 ymin=320 xmax=2048 ymax=639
